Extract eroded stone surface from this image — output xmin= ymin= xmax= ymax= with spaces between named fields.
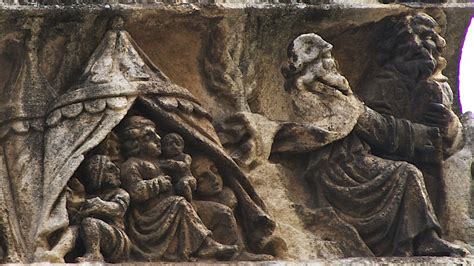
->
xmin=0 ymin=2 xmax=472 ymax=263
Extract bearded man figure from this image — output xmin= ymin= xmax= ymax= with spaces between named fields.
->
xmin=358 ymin=13 xmax=464 ymax=216
xmin=279 ymin=32 xmax=468 ymax=257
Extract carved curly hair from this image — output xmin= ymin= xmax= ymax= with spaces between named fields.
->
xmin=377 ymin=12 xmax=443 ymax=65
xmin=118 ymin=116 xmax=159 ymax=158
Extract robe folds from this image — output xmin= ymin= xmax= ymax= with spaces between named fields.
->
xmin=120 ymin=158 xmax=211 ymax=261
xmin=304 ymin=109 xmax=441 ymax=256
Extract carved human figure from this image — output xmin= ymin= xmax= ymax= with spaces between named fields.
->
xmin=160 ymin=133 xmax=197 ymax=202
xmin=36 ymin=155 xmax=130 ymax=263
xmin=34 ymin=16 xmax=280 ymax=263
xmin=358 ymin=13 xmax=463 ymax=214
xmin=191 ymin=155 xmax=273 ymax=261
xmin=282 ymin=33 xmax=468 ymax=256
xmin=118 ymin=116 xmax=238 ymax=261
xmin=219 ymin=31 xmax=469 ymax=257
xmin=76 ymin=155 xmax=131 ymax=262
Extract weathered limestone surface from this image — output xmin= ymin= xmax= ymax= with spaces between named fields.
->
xmin=443 ymin=113 xmax=474 ymax=245
xmin=0 ymin=1 xmax=472 ymax=263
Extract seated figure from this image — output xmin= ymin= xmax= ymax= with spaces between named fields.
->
xmin=282 ymin=33 xmax=468 ymax=257
xmin=35 ymin=155 xmax=131 ymax=263
xmin=77 ymin=155 xmax=131 ymax=262
xmin=118 ymin=116 xmax=239 ymax=261
xmin=219 ymin=30 xmax=469 ymax=257
xmin=191 ymin=155 xmax=273 ymax=261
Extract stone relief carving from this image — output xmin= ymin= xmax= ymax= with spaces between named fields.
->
xmin=358 ymin=12 xmax=464 ymax=218
xmin=0 ymin=7 xmax=471 ymax=263
xmin=380 ymin=0 xmax=447 ymax=3
xmin=0 ymin=16 xmax=283 ymax=263
xmin=218 ymin=11 xmax=469 ymax=258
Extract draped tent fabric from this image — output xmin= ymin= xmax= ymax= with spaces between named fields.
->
xmin=36 ymin=24 xmax=276 ymax=253
xmin=36 ymin=94 xmax=136 ymax=245
xmin=0 ymin=34 xmax=57 ymax=261
xmin=35 ymin=28 xmax=143 ymax=247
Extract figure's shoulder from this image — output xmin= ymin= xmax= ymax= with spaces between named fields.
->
xmin=101 ymin=187 xmax=129 ymax=199
xmin=218 ymin=187 xmax=238 ymax=210
xmin=121 ymin=157 xmax=154 ymax=169
xmin=121 ymin=157 xmax=140 ymax=167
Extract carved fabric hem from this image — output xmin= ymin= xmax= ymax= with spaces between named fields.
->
xmin=127 ymin=195 xmax=211 ymax=261
xmin=306 ymin=133 xmax=441 ymax=256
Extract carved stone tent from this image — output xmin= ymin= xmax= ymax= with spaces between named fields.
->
xmin=29 ymin=17 xmax=277 ymax=263
xmin=0 ymin=2 xmax=472 ymax=263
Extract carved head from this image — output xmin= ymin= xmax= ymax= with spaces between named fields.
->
xmin=94 ymin=132 xmax=121 ymax=162
xmin=119 ymin=116 xmax=162 ymax=158
xmin=379 ymin=13 xmax=446 ymax=79
xmin=282 ymin=33 xmax=350 ymax=94
xmin=82 ymin=155 xmax=120 ymax=193
xmin=162 ymin=133 xmax=185 ymax=158
xmin=191 ymin=156 xmax=223 ymax=196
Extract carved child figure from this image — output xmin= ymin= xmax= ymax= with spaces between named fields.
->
xmin=160 ymin=133 xmax=197 ymax=202
xmin=191 ymin=155 xmax=273 ymax=261
xmin=77 ymin=155 xmax=131 ymax=262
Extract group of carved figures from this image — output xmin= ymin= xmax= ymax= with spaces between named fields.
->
xmin=0 ymin=11 xmax=470 ymax=263
xmin=35 ymin=117 xmax=273 ymax=262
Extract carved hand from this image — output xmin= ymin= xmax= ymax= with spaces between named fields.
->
xmin=217 ymin=112 xmax=260 ymax=169
xmin=175 ymin=177 xmax=197 ymax=202
xmin=157 ymin=175 xmax=172 ymax=192
xmin=424 ymin=102 xmax=461 ymax=139
xmin=176 ymin=161 xmax=187 ymax=168
xmin=80 ymin=197 xmax=104 ymax=216
xmin=413 ymin=123 xmax=443 ymax=162
xmin=423 ymin=103 xmax=455 ymax=130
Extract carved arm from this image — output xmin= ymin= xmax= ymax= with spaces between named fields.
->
xmin=355 ymin=106 xmax=443 ymax=162
xmin=121 ymin=161 xmax=172 ymax=202
xmin=81 ymin=191 xmax=130 ymax=218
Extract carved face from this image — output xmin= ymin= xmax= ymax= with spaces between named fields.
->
xmin=139 ymin=125 xmax=162 ymax=157
xmin=289 ymin=33 xmax=333 ymax=72
xmin=191 ymin=157 xmax=223 ymax=196
xmin=393 ymin=13 xmax=446 ymax=79
xmin=102 ymin=160 xmax=121 ymax=188
xmin=287 ymin=33 xmax=350 ymax=94
xmin=84 ymin=155 xmax=121 ymax=192
xmin=162 ymin=133 xmax=184 ymax=158
xmin=318 ymin=50 xmax=350 ymax=93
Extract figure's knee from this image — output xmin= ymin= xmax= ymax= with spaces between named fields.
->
xmin=400 ymin=162 xmax=423 ymax=181
xmin=81 ymin=217 xmax=106 ymax=234
xmin=82 ymin=217 xmax=99 ymax=228
xmin=213 ymin=204 xmax=236 ymax=226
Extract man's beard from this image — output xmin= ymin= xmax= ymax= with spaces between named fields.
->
xmin=392 ymin=43 xmax=437 ymax=80
xmin=317 ymin=58 xmax=350 ymax=94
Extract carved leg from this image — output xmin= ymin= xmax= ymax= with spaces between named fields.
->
xmin=78 ymin=217 xmax=108 ymax=262
xmin=193 ymin=200 xmax=242 ymax=246
xmin=34 ymin=226 xmax=79 ymax=263
xmin=414 ymin=230 xmax=469 ymax=257
xmin=193 ymin=200 xmax=272 ymax=261
xmin=195 ymin=236 xmax=238 ymax=260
